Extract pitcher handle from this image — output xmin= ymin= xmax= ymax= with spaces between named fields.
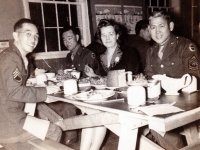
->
xmin=120 ymin=71 xmax=132 ymax=82
xmin=182 ymin=74 xmax=192 ymax=88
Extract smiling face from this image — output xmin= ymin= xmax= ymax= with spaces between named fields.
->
xmin=62 ymin=30 xmax=79 ymax=51
xmin=100 ymin=26 xmax=119 ymax=49
xmin=149 ymin=16 xmax=174 ymax=45
xmin=13 ymin=23 xmax=39 ymax=54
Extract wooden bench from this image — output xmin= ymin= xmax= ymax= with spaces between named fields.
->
xmin=28 ymin=138 xmax=74 ymax=150
xmin=1 ymin=138 xmax=74 ymax=150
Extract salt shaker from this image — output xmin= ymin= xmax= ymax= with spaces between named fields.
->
xmin=64 ymin=79 xmax=78 ymax=95
xmin=127 ymin=86 xmax=146 ymax=107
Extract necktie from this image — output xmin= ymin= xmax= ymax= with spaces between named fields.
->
xmin=71 ymin=53 xmax=75 ymax=60
xmin=158 ymin=45 xmax=164 ymax=59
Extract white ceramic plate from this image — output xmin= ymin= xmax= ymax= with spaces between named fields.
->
xmin=74 ymin=90 xmax=115 ymax=103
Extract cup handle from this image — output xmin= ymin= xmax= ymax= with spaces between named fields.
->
xmin=182 ymin=74 xmax=192 ymax=88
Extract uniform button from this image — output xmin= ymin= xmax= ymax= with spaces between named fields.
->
xmin=160 ymin=64 xmax=164 ymax=68
xmin=172 ymin=63 xmax=174 ymax=65
xmin=78 ymin=64 xmax=80 ymax=66
xmin=151 ymin=65 xmax=153 ymax=67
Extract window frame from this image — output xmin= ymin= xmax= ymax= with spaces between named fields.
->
xmin=22 ymin=0 xmax=91 ymax=59
xmin=147 ymin=0 xmax=173 ymax=17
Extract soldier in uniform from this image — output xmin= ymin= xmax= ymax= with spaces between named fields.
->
xmin=0 ymin=18 xmax=61 ymax=145
xmin=145 ymin=11 xmax=200 ymax=79
xmin=145 ymin=11 xmax=200 ymax=149
xmin=62 ymin=25 xmax=99 ymax=78
xmin=61 ymin=25 xmax=107 ymax=150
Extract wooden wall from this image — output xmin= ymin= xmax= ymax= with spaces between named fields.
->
xmin=0 ymin=0 xmax=25 ymax=40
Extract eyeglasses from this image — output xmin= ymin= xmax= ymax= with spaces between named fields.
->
xmin=18 ymin=31 xmax=39 ymax=40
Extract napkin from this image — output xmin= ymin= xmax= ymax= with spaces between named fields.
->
xmin=23 ymin=115 xmax=50 ymax=140
xmin=137 ymin=103 xmax=184 ymax=116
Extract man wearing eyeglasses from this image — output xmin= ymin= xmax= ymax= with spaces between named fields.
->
xmin=0 ymin=18 xmax=62 ymax=146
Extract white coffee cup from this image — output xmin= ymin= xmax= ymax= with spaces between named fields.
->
xmin=147 ymin=80 xmax=161 ymax=98
xmin=64 ymin=69 xmax=73 ymax=74
xmin=36 ymin=73 xmax=47 ymax=86
xmin=71 ymin=71 xmax=81 ymax=79
xmin=64 ymin=79 xmax=78 ymax=95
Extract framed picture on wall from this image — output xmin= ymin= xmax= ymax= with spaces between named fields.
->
xmin=95 ymin=4 xmax=143 ymax=34
xmin=95 ymin=4 xmax=122 ymax=25
xmin=123 ymin=5 xmax=143 ymax=34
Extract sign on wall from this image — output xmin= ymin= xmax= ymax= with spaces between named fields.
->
xmin=95 ymin=4 xmax=143 ymax=34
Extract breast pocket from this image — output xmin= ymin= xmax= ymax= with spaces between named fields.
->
xmin=163 ymin=57 xmax=184 ymax=77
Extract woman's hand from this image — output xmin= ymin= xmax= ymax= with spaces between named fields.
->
xmin=84 ymin=64 xmax=98 ymax=77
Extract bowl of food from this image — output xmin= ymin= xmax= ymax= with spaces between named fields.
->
xmin=45 ymin=73 xmax=56 ymax=79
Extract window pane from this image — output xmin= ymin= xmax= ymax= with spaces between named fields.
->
xmin=159 ymin=0 xmax=164 ymax=7
xmin=29 ymin=3 xmax=43 ymax=27
xmin=160 ymin=8 xmax=167 ymax=11
xmin=70 ymin=5 xmax=78 ymax=27
xmin=166 ymin=0 xmax=170 ymax=7
xmin=153 ymin=8 xmax=160 ymax=12
xmin=46 ymin=29 xmax=59 ymax=51
xmin=59 ymin=28 xmax=67 ymax=51
xmin=151 ymin=0 xmax=157 ymax=6
xmin=34 ymin=28 xmax=45 ymax=53
xmin=57 ymin=4 xmax=70 ymax=27
xmin=43 ymin=4 xmax=57 ymax=27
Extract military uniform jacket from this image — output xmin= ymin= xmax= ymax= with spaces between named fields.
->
xmin=0 ymin=44 xmax=46 ymax=139
xmin=65 ymin=45 xmax=99 ymax=77
xmin=145 ymin=34 xmax=200 ymax=78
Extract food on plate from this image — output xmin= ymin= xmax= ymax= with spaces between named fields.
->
xmin=84 ymin=90 xmax=109 ymax=99
xmin=79 ymin=77 xmax=107 ymax=85
xmin=56 ymin=69 xmax=77 ymax=81
xmin=132 ymin=73 xmax=148 ymax=85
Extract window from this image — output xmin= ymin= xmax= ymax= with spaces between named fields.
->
xmin=147 ymin=0 xmax=174 ymax=17
xmin=23 ymin=0 xmax=90 ymax=54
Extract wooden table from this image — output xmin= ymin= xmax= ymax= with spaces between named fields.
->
xmin=47 ymin=91 xmax=200 ymax=150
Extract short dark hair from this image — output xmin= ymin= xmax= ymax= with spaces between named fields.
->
xmin=14 ymin=18 xmax=37 ymax=32
xmin=135 ymin=20 xmax=149 ymax=35
xmin=62 ymin=25 xmax=80 ymax=36
xmin=96 ymin=19 xmax=122 ymax=44
xmin=149 ymin=11 xmax=172 ymax=25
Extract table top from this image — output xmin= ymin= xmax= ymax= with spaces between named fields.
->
xmin=48 ymin=91 xmax=200 ymax=132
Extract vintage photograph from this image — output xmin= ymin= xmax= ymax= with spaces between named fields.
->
xmin=0 ymin=0 xmax=200 ymax=150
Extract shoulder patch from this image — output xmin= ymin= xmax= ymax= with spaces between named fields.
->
xmin=13 ymin=68 xmax=22 ymax=83
xmin=189 ymin=43 xmax=195 ymax=52
xmin=188 ymin=55 xmax=199 ymax=70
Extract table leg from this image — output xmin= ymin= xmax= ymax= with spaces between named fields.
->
xmin=183 ymin=122 xmax=199 ymax=144
xmin=118 ymin=125 xmax=138 ymax=150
